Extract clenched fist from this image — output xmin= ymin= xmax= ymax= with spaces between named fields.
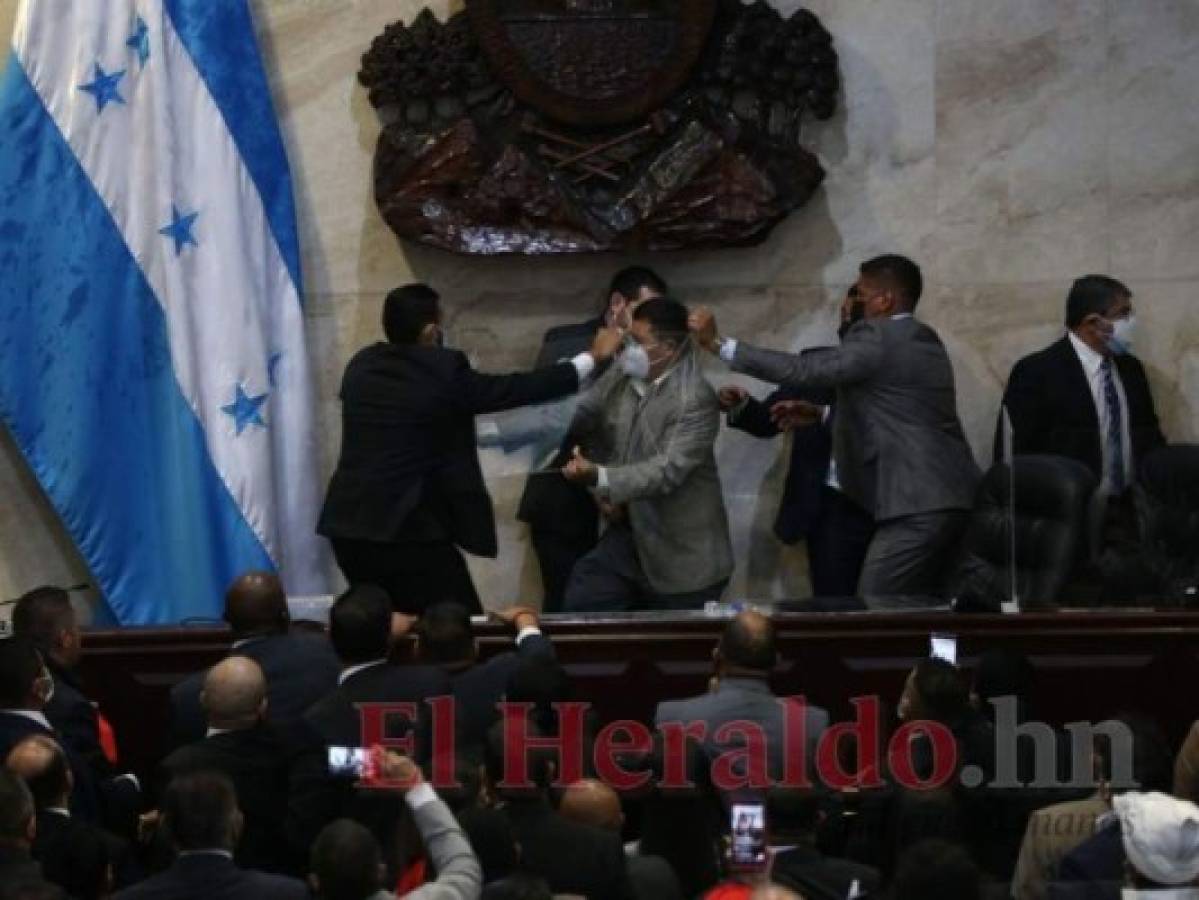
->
xmin=688 ymin=307 xmax=720 ymax=352
xmin=718 ymin=385 xmax=749 ymax=412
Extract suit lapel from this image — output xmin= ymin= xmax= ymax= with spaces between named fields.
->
xmin=1051 ymin=337 xmax=1100 ymax=431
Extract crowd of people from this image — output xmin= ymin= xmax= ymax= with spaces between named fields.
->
xmin=4 ymin=578 xmax=1199 ymax=899
xmin=318 ymin=257 xmax=1167 ymax=616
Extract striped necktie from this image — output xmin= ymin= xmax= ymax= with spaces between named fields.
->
xmin=1100 ymin=358 xmax=1126 ymax=493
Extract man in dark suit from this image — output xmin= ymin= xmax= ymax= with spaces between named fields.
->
xmin=693 ymin=255 xmax=981 ymax=599
xmin=654 ymin=611 xmax=829 ymax=798
xmin=11 ymin=586 xmax=108 ymax=776
xmin=996 ymin=275 xmax=1165 ymax=570
xmin=767 ymin=788 xmax=880 ymax=900
xmin=160 ymin=658 xmax=301 ymax=876
xmin=113 ymin=770 xmax=308 ymax=900
xmin=0 ymin=768 xmax=57 ymax=899
xmin=318 ymin=282 xmax=622 ymax=614
xmin=510 ymin=266 xmax=668 ymax=611
xmin=170 ymin=572 xmax=341 ymax=746
xmin=416 ymin=601 xmax=555 ymax=753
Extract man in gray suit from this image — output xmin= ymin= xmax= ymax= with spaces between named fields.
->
xmin=655 ymin=611 xmax=828 ymax=794
xmin=560 ymin=297 xmax=734 ymax=611
xmin=691 ymin=255 xmax=980 ymax=599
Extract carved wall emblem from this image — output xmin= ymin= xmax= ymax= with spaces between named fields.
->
xmin=359 ymin=0 xmax=840 ymax=254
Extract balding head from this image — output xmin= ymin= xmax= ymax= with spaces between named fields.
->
xmin=717 ymin=611 xmax=777 ymax=675
xmin=201 ymin=657 xmax=267 ymax=731
xmin=6 ymin=735 xmax=72 ymax=809
xmin=559 ymin=779 xmax=623 ymax=833
xmin=223 ymin=571 xmax=288 ymax=638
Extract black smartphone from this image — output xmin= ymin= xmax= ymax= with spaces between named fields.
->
xmin=728 ymin=802 xmax=768 ymax=871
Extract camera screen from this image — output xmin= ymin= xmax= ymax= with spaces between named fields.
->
xmin=729 ymin=803 xmax=767 ymax=868
xmin=930 ymin=633 xmax=957 ymax=666
xmin=327 ymin=746 xmax=369 ymax=778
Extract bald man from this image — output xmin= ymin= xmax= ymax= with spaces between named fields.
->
xmin=559 ymin=779 xmax=682 ymax=900
xmin=655 ymin=612 xmax=828 ymax=801
xmin=160 ymin=657 xmax=303 ymax=875
xmin=170 ymin=572 xmax=340 ymax=746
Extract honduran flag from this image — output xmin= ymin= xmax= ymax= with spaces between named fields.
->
xmin=0 ymin=1 xmax=330 ymax=623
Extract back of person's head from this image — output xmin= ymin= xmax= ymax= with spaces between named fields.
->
xmin=0 ymin=637 xmax=46 ymax=710
xmin=222 ymin=571 xmax=289 ymax=637
xmin=5 ymin=735 xmax=71 ymax=809
xmin=161 ymin=770 xmax=241 ymax=853
xmin=717 ymin=611 xmax=777 ymax=674
xmin=481 ymin=873 xmax=554 ymax=900
xmin=910 ymin=657 xmax=970 ymax=726
xmin=1096 ymin=714 xmax=1174 ymax=795
xmin=417 ymin=602 xmax=475 ymax=664
xmin=609 ymin=266 xmax=668 ymax=304
xmin=40 ymin=824 xmax=113 ymax=900
xmin=329 ymin=584 xmax=392 ymax=664
xmin=309 ymin=819 xmax=383 ymax=900
xmin=859 ymin=254 xmax=923 ymax=310
xmin=559 ymin=779 xmax=623 ymax=832
xmin=505 ymin=656 xmax=571 ymax=734
xmin=631 ymin=296 xmax=689 ymax=348
xmin=484 ymin=720 xmax=557 ymax=798
xmin=383 ymin=283 xmax=440 ymax=344
xmin=201 ymin=656 xmax=267 ymax=731
xmin=765 ymin=788 xmax=824 ymax=844
xmin=0 ymin=767 xmax=35 ymax=847
xmin=1065 ymin=274 xmax=1131 ymax=328
xmin=891 ymin=839 xmax=980 ymax=900
xmin=11 ymin=587 xmax=77 ymax=663
xmin=456 ymin=806 xmax=519 ymax=884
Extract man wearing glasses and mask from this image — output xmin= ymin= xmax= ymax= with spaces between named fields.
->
xmin=560 ymin=297 xmax=734 ymax=612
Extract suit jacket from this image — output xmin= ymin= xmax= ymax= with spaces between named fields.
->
xmin=318 ymin=342 xmax=580 ymax=555
xmin=449 ymin=632 xmax=556 ymax=751
xmin=502 ymin=798 xmax=633 ymax=900
xmin=0 ymin=846 xmax=50 ymax=900
xmin=733 ymin=317 xmax=980 ymax=521
xmin=403 ymin=796 xmax=483 ymax=900
xmin=770 ymin=844 xmax=881 ymax=900
xmin=0 ymin=711 xmax=103 ymax=823
xmin=158 ymin=724 xmax=300 ymax=875
xmin=570 ymin=344 xmax=734 ymax=593
xmin=1056 ymin=818 xmax=1124 ymax=884
xmin=728 ymin=380 xmax=835 ymax=544
xmin=996 ymin=336 xmax=1165 ymax=479
xmin=44 ymin=660 xmax=108 ymax=776
xmin=654 ymin=677 xmax=829 ymax=790
xmin=34 ymin=808 xmax=140 ymax=892
xmin=1011 ymin=795 xmax=1109 ymax=900
xmin=170 ymin=632 xmax=341 ymax=746
xmin=516 ymin=319 xmax=604 ymax=541
xmin=112 ymin=852 xmax=308 ymax=900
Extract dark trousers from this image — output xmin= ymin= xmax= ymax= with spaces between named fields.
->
xmin=805 ymin=487 xmax=875 ymax=597
xmin=562 ymin=525 xmax=728 ymax=613
xmin=857 ymin=509 xmax=969 ymax=601
xmin=330 ymin=538 xmax=482 ymax=615
xmin=530 ymin=530 xmax=596 ymax=614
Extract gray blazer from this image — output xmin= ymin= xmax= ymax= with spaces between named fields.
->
xmin=569 ymin=344 xmax=733 ymax=594
xmin=386 ymin=795 xmax=482 ymax=900
xmin=654 ymin=677 xmax=829 ymax=785
xmin=732 ymin=317 xmax=980 ymax=521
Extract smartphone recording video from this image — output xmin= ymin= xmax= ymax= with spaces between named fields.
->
xmin=327 ymin=746 xmax=370 ymax=779
xmin=930 ymin=633 xmax=958 ymax=666
xmin=729 ymin=802 xmax=768 ymax=871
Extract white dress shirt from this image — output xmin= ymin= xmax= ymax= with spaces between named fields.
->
xmin=1067 ymin=331 xmax=1133 ymax=494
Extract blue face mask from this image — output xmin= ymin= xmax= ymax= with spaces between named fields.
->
xmin=619 ymin=341 xmax=651 ymax=380
xmin=1105 ymin=315 xmax=1136 ymax=355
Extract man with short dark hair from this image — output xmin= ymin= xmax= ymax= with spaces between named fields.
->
xmin=170 ymin=571 xmax=341 ymax=746
xmin=561 ymin=297 xmax=734 ymax=611
xmin=113 ymin=771 xmax=308 ymax=899
xmin=654 ymin=611 xmax=828 ymax=794
xmin=506 ymin=266 xmax=667 ymax=611
xmin=692 ymin=254 xmax=981 ymax=600
xmin=319 ymin=283 xmax=622 ymax=614
xmin=417 ymin=603 xmax=555 ymax=752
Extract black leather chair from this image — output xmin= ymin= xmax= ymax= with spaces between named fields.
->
xmin=947 ymin=455 xmax=1096 ymax=611
xmin=1135 ymin=444 xmax=1199 ymax=605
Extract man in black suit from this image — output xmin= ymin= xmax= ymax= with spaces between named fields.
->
xmin=170 ymin=572 xmax=341 ymax=746
xmin=11 ymin=586 xmax=108 ymax=776
xmin=113 ymin=771 xmax=308 ymax=900
xmin=766 ymin=788 xmax=880 ymax=900
xmin=319 ymin=282 xmax=622 ymax=614
xmin=510 ymin=266 xmax=667 ymax=611
xmin=0 ymin=768 xmax=57 ymax=899
xmin=717 ymin=291 xmax=875 ymax=598
xmin=160 ymin=657 xmax=301 ymax=876
xmin=416 ymin=602 xmax=555 ymax=753
xmin=997 ymin=276 xmax=1166 ymax=588
xmin=7 ymin=734 xmax=136 ymax=895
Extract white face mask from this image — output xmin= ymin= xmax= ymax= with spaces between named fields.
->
xmin=1107 ymin=314 xmax=1136 ymax=354
xmin=619 ymin=342 xmax=652 ymax=380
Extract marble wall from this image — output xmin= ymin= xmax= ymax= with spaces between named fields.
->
xmin=3 ymin=0 xmax=1198 ymax=616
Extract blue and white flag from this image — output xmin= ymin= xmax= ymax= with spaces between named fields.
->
xmin=0 ymin=1 xmax=330 ymax=623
